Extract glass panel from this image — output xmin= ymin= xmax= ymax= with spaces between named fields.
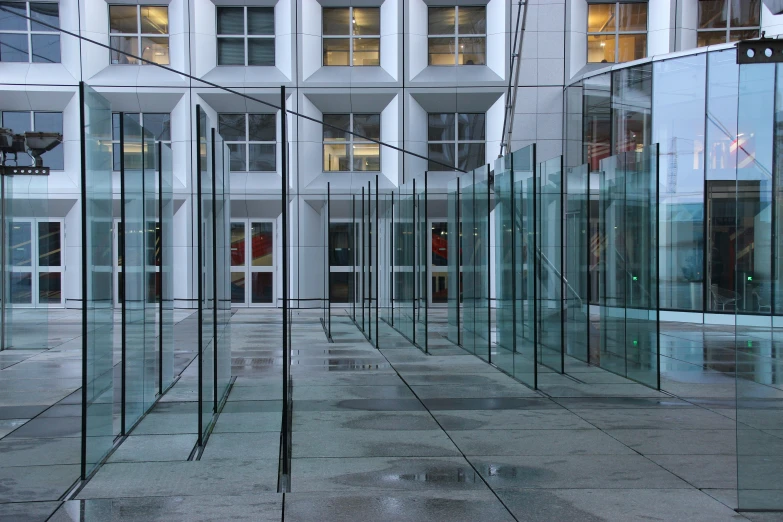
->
xmin=38 ymin=272 xmax=61 ymax=304
xmin=109 ymin=5 xmax=137 ymax=33
xmin=352 ymin=143 xmax=379 ymax=171
xmin=514 ymin=146 xmax=537 ymax=386
xmin=612 ymin=64 xmax=652 ymax=155
xmin=160 ymin=142 xmax=174 ymax=391
xmin=353 ymin=7 xmax=379 ymax=35
xmin=231 ymin=273 xmax=245 ymax=304
xmin=458 ymin=37 xmax=485 ymax=65
xmin=353 ymin=114 xmax=380 ymax=141
xmin=247 ymin=7 xmax=274 ymax=35
xmin=197 ymin=106 xmax=214 ymax=439
xmin=38 ymin=222 xmax=60 ymax=266
xmin=697 ymin=30 xmax=727 ymax=47
xmin=227 ymin=143 xmax=246 ymax=171
xmin=353 ymin=38 xmax=379 ymax=66
xmin=81 ymin=84 xmax=115 ymax=478
xmin=322 ymin=8 xmax=350 ymax=35
xmin=31 ymin=34 xmax=60 ymax=63
xmin=33 ymin=112 xmax=63 ymax=169
xmin=584 ymin=73 xmax=612 ymax=172
xmin=457 ymin=143 xmax=485 ymax=172
xmin=428 ymin=143 xmax=454 ymax=171
xmin=330 ymin=272 xmax=353 ymax=303
xmin=429 ymin=113 xmax=455 ymax=141
xmin=215 ymin=131 xmax=231 ymax=405
xmin=447 ymin=178 xmax=460 ymax=345
xmin=217 ymin=38 xmax=244 ymax=65
xmin=248 ymin=114 xmax=275 ymax=141
xmin=0 ymin=33 xmax=28 ymax=62
xmin=458 ymin=113 xmax=485 ymax=141
xmin=0 ymin=2 xmax=26 ymax=30
xmin=248 ymin=38 xmax=274 ymax=66
xmin=141 ymin=37 xmax=169 ymax=65
xmin=143 ymin=113 xmax=170 ymax=141
xmin=323 ymin=38 xmax=349 ymax=65
xmin=323 ymin=143 xmax=348 ymax=171
xmin=251 ymin=222 xmax=273 ymax=266
xmin=140 ymin=6 xmax=167 ymax=34
xmin=110 ymin=36 xmax=137 ymax=64
xmin=330 ymin=223 xmax=353 ymax=266
xmin=699 ymin=0 xmax=727 ymax=28
xmin=218 ymin=114 xmax=245 ymax=141
xmin=654 ymin=54 xmax=706 ymax=311
xmin=428 ymin=7 xmax=455 ymax=35
xmin=323 ymin=114 xmax=350 ymax=140
xmin=9 ymin=273 xmax=31 ymax=304
xmin=735 ymin=61 xmax=783 ymax=511
xmin=251 ymin=272 xmax=273 ymax=303
xmin=458 ymin=6 xmax=485 ymax=34
xmin=729 ymin=29 xmax=760 ymax=42
xmin=249 ymin=143 xmax=275 ymax=171
xmin=30 ymin=3 xmax=58 ymax=30
xmin=217 ymin=7 xmax=243 ymax=34
xmin=414 ymin=178 xmax=427 ymax=350
xmin=494 ymin=153 xmax=515 ymax=374
xmin=617 ymin=34 xmax=645 ymax=63
xmin=231 ymin=223 xmax=245 ymax=266
xmin=9 ymin=222 xmax=31 ymax=266
xmin=428 ymin=37 xmax=455 ymax=66
xmin=617 ymin=3 xmax=647 ymax=31
xmin=587 ymin=3 xmax=615 ymax=32
xmin=565 ymin=164 xmax=589 ymax=363
xmin=731 ymin=0 xmax=760 ymax=26
xmin=536 ymin=156 xmax=563 ymax=372
xmin=587 ymin=34 xmax=615 ymax=64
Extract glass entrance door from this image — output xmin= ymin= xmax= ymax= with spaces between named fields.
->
xmin=7 ymin=218 xmax=64 ymax=308
xmin=230 ymin=219 xmax=275 ymax=306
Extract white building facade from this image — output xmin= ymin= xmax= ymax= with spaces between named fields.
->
xmin=1 ymin=0 xmax=781 ymax=309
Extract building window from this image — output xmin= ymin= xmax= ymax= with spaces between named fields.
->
xmin=0 ymin=111 xmax=63 ymax=169
xmin=697 ymin=0 xmax=760 ymax=46
xmin=110 ymin=113 xmax=171 ymax=171
xmin=428 ymin=6 xmax=486 ymax=66
xmin=218 ymin=113 xmax=276 ymax=172
xmin=8 ymin=219 xmax=64 ymax=306
xmin=109 ymin=5 xmax=169 ymax=65
xmin=323 ymin=113 xmax=380 ymax=172
xmin=587 ymin=2 xmax=647 ymax=64
xmin=0 ymin=2 xmax=60 ymax=63
xmin=322 ymin=7 xmax=379 ymax=66
xmin=230 ymin=220 xmax=274 ymax=305
xmin=427 ymin=113 xmax=485 ymax=171
xmin=217 ymin=7 xmax=274 ymax=66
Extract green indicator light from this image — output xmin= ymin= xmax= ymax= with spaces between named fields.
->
xmin=748 ymin=340 xmax=753 ymax=347
xmin=633 ymin=340 xmax=638 ymax=346
xmin=633 ymin=276 xmax=638 ymax=281
xmin=748 ymin=276 xmax=753 ymax=281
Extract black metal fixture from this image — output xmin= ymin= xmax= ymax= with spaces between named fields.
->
xmin=737 ymin=35 xmax=783 ymax=65
xmin=0 ymin=127 xmax=61 ymax=175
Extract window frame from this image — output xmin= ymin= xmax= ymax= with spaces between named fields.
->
xmin=6 ymin=218 xmax=65 ymax=308
xmin=696 ymin=0 xmax=761 ymax=46
xmin=216 ymin=6 xmax=275 ymax=67
xmin=427 ymin=5 xmax=487 ymax=66
xmin=108 ymin=4 xmax=170 ymax=65
xmin=321 ymin=6 xmax=380 ymax=67
xmin=322 ymin=113 xmax=381 ymax=173
xmin=219 ymin=113 xmax=277 ymax=173
xmin=110 ymin=112 xmax=172 ymax=172
xmin=427 ymin=112 xmax=486 ymax=172
xmin=586 ymin=1 xmax=648 ymax=64
xmin=0 ymin=1 xmax=61 ymax=63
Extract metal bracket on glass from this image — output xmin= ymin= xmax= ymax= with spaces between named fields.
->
xmin=0 ymin=166 xmax=51 ymax=176
xmin=737 ymin=37 xmax=783 ymax=64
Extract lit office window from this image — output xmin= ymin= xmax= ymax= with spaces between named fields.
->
xmin=427 ymin=113 xmax=485 ymax=171
xmin=428 ymin=6 xmax=486 ymax=66
xmin=697 ymin=0 xmax=760 ymax=46
xmin=0 ymin=111 xmax=63 ymax=169
xmin=218 ymin=113 xmax=276 ymax=172
xmin=323 ymin=113 xmax=380 ymax=172
xmin=0 ymin=2 xmax=60 ymax=62
xmin=322 ymin=7 xmax=380 ymax=66
xmin=109 ymin=5 xmax=169 ymax=65
xmin=110 ymin=113 xmax=171 ymax=171
xmin=587 ymin=2 xmax=647 ymax=63
xmin=217 ymin=7 xmax=274 ymax=66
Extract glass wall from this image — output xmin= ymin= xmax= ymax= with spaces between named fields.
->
xmin=446 ymin=175 xmax=461 ymax=346
xmin=565 ymin=163 xmax=589 ymax=363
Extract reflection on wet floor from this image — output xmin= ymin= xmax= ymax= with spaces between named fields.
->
xmin=0 ymin=308 xmax=780 ymax=520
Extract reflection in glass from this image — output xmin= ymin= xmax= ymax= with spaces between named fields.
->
xmin=323 ymin=8 xmax=350 ymax=35
xmin=428 ymin=7 xmax=455 ymax=34
xmin=458 ymin=6 xmax=485 ymax=34
xmin=458 ymin=37 xmax=485 ymax=65
xmin=231 ymin=273 xmax=245 ymax=304
xmin=39 ymin=272 xmax=61 ymax=304
xmin=10 ymin=222 xmax=31 ymax=266
xmin=251 ymin=222 xmax=273 ymax=266
xmin=0 ymin=2 xmax=26 ymax=30
xmin=231 ymin=222 xmax=245 ymax=266
xmin=353 ymin=8 xmax=380 ymax=35
xmin=618 ymin=3 xmax=646 ymax=31
xmin=10 ymin=273 xmax=32 ymax=304
xmin=38 ymin=222 xmax=60 ymax=266
xmin=251 ymin=272 xmax=273 ymax=303
xmin=330 ymin=272 xmax=353 ymax=303
xmin=428 ymin=38 xmax=455 ymax=65
xmin=330 ymin=223 xmax=353 ymax=266
xmin=109 ymin=5 xmax=137 ymax=33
